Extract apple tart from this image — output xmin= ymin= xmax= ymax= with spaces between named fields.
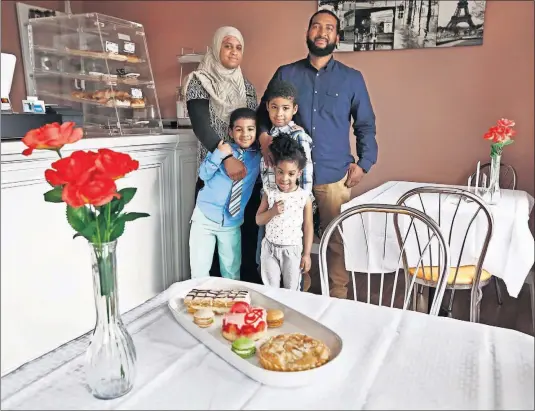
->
xmin=258 ymin=333 xmax=331 ymax=372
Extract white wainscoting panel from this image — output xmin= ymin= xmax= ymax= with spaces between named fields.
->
xmin=0 ymin=132 xmax=197 ymax=376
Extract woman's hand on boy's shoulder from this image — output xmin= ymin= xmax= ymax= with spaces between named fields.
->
xmin=217 ymin=140 xmax=233 ymax=156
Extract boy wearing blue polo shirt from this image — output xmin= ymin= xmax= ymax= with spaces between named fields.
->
xmin=189 ymin=107 xmax=260 ymax=280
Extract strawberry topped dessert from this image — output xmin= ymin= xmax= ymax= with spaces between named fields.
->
xmin=222 ymin=302 xmax=267 ymax=342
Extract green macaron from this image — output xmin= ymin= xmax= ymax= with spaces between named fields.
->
xmin=231 ymin=337 xmax=256 ymax=359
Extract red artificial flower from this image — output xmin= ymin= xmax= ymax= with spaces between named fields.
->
xmin=45 ymin=151 xmax=98 ymax=187
xmin=22 ymin=122 xmax=83 ymax=156
xmin=483 ymin=119 xmax=516 ymax=144
xmin=94 ymin=148 xmax=139 ymax=180
xmin=44 ymin=150 xmax=121 ymax=208
xmin=63 ymin=177 xmax=120 ymax=208
xmin=497 ymin=118 xmax=515 ymax=128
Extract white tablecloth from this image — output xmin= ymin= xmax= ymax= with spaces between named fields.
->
xmin=2 ymin=278 xmax=533 ymax=410
xmin=341 ymin=181 xmax=535 ymax=297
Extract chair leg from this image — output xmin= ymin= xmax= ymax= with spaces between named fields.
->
xmin=447 ymin=289 xmax=456 ymax=312
xmin=470 ymin=287 xmax=483 ymax=323
xmin=529 ymin=272 xmax=535 ymax=334
xmin=494 ymin=276 xmax=503 ymax=305
xmin=412 ymin=286 xmax=418 ymax=311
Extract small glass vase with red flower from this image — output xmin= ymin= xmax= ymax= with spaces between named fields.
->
xmin=483 ymin=118 xmax=516 ymax=204
xmin=22 ymin=122 xmax=149 ymax=399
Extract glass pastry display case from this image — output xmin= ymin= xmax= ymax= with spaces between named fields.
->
xmin=27 ymin=13 xmax=163 ymax=137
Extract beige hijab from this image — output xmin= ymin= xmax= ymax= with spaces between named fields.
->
xmin=183 ymin=26 xmax=247 ymax=125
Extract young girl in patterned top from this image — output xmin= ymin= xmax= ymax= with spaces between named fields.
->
xmin=256 ymin=135 xmax=313 ymax=290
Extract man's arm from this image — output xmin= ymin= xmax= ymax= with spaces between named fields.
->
xmin=350 ymin=72 xmax=377 ymax=173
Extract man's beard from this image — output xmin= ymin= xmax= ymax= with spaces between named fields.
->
xmin=307 ymin=37 xmax=337 ymax=57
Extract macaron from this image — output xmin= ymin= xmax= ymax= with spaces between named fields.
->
xmin=266 ymin=309 xmax=284 ymax=328
xmin=231 ymin=337 xmax=256 ymax=359
xmin=193 ymin=308 xmax=214 ymax=328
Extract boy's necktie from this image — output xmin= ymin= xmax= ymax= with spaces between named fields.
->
xmin=228 ymin=149 xmax=244 ymax=217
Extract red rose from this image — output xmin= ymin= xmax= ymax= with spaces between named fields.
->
xmin=483 ymin=123 xmax=516 ymax=144
xmin=22 ymin=122 xmax=83 ymax=156
xmin=94 ymin=149 xmax=139 ymax=180
xmin=62 ymin=176 xmax=120 ymax=208
xmin=497 ymin=118 xmax=515 ymax=128
xmin=45 ymin=151 xmax=98 ymax=187
xmin=494 ymin=133 xmax=508 ymax=143
xmin=483 ymin=128 xmax=496 ymax=141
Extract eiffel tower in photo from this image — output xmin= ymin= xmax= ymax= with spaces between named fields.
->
xmin=445 ymin=0 xmax=476 ymax=31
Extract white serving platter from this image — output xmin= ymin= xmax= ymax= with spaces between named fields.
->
xmin=168 ymin=278 xmax=344 ymax=387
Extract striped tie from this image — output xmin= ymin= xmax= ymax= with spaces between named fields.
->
xmin=228 ymin=149 xmax=244 ymax=217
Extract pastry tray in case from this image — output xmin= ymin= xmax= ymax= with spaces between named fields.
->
xmin=167 ymin=277 xmax=344 ymax=387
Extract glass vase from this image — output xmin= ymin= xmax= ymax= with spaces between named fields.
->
xmin=487 ymin=153 xmax=502 ymax=205
xmin=85 ymin=241 xmax=137 ymax=400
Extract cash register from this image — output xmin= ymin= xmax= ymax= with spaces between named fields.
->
xmin=1 ymin=52 xmax=83 ymax=140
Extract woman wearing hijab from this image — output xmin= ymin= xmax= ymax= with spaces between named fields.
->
xmin=185 ymin=26 xmax=261 ymax=284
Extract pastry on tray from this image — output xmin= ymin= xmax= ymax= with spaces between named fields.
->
xmin=231 ymin=337 xmax=256 ymax=359
xmin=130 ymin=98 xmax=145 ymax=109
xmin=222 ymin=302 xmax=267 ymax=342
xmin=91 ymin=90 xmax=131 ymax=107
xmin=106 ymin=52 xmax=128 ymax=62
xmin=258 ymin=333 xmax=331 ymax=372
xmin=266 ymin=309 xmax=284 ymax=328
xmin=126 ymin=55 xmax=142 ymax=63
xmin=71 ymin=91 xmax=88 ymax=100
xmin=184 ymin=289 xmax=251 ymax=314
xmin=65 ymin=47 xmax=106 ymax=59
xmin=193 ymin=308 xmax=214 ymax=328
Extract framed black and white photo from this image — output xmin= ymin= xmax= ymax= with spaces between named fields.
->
xmin=318 ymin=0 xmax=487 ymax=52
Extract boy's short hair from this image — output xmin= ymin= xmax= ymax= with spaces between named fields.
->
xmin=229 ymin=107 xmax=256 ymax=129
xmin=265 ymin=80 xmax=298 ymax=105
xmin=270 ymin=133 xmax=307 ymax=170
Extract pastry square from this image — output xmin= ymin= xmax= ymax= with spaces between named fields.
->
xmin=184 ymin=289 xmax=251 ymax=313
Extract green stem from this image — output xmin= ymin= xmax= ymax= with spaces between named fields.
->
xmin=94 ymin=206 xmax=102 ymax=245
xmin=56 ymin=149 xmax=63 ymax=158
xmin=106 ymin=203 xmax=112 ymax=242
xmin=97 ymin=253 xmax=113 ymax=322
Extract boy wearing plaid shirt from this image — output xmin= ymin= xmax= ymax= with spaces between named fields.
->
xmin=256 ymin=80 xmax=314 ymax=275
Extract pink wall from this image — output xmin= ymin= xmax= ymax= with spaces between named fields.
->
xmin=82 ymin=0 xmax=535 ymax=200
xmin=3 ymin=1 xmax=534 ymax=201
xmin=1 ymin=0 xmax=84 ymax=111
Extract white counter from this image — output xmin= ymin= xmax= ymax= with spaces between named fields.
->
xmin=0 ymin=131 xmax=198 ymax=376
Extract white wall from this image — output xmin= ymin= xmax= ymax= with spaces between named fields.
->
xmin=0 ymin=132 xmax=197 ymax=375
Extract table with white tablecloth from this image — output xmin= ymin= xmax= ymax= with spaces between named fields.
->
xmin=341 ymin=181 xmax=535 ymax=297
xmin=1 ymin=277 xmax=533 ymax=410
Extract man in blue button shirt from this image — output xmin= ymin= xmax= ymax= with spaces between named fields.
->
xmin=257 ymin=9 xmax=378 ymax=299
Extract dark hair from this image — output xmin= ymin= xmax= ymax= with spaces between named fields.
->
xmin=265 ymin=80 xmax=298 ymax=105
xmin=229 ymin=107 xmax=256 ymax=129
xmin=308 ymin=9 xmax=340 ymax=35
xmin=270 ymin=133 xmax=307 ymax=170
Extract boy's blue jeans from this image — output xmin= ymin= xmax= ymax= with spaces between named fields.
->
xmin=189 ymin=207 xmax=241 ymax=280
